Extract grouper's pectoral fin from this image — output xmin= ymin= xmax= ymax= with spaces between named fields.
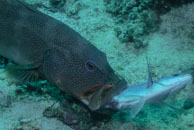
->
xmin=5 ymin=63 xmax=41 ymax=84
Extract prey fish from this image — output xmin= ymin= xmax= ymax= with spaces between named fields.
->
xmin=0 ymin=0 xmax=127 ymax=110
xmin=105 ymin=60 xmax=193 ymax=117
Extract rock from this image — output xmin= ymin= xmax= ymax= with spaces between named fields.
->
xmin=65 ymin=0 xmax=81 ymax=18
xmin=49 ymin=0 xmax=66 ymax=8
xmin=19 ymin=118 xmax=32 ymax=125
xmin=183 ymin=99 xmax=194 ymax=110
xmin=63 ymin=113 xmax=80 ymax=125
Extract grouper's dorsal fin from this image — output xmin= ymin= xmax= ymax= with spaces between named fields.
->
xmin=5 ymin=63 xmax=41 ymax=84
xmin=9 ymin=0 xmax=43 ymax=15
xmin=146 ymin=56 xmax=153 ymax=88
xmin=16 ymin=0 xmax=42 ymax=14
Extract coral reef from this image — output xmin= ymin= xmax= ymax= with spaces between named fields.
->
xmin=65 ymin=0 xmax=82 ymax=18
xmin=48 ymin=0 xmax=82 ymax=18
xmin=49 ymin=0 xmax=66 ymax=8
xmin=104 ymin=0 xmax=194 ymax=48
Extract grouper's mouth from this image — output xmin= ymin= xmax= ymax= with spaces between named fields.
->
xmin=83 ymin=83 xmax=114 ymax=97
xmin=80 ymin=79 xmax=127 ymax=110
xmin=80 ymin=83 xmax=114 ymax=105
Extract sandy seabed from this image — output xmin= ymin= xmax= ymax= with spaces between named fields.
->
xmin=0 ymin=0 xmax=194 ymax=130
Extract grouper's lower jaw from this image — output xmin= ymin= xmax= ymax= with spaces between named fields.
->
xmin=80 ymin=84 xmax=113 ymax=110
xmin=80 ymin=79 xmax=128 ymax=111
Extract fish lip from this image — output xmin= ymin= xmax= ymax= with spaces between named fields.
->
xmin=82 ymin=80 xmax=120 ymax=97
xmin=82 ymin=84 xmax=105 ymax=97
xmin=90 ymin=80 xmax=121 ymax=95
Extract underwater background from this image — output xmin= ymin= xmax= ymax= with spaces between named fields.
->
xmin=0 ymin=0 xmax=194 ymax=130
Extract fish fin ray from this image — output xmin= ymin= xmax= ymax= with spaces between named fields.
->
xmin=5 ymin=64 xmax=41 ymax=84
xmin=160 ymin=100 xmax=183 ymax=113
xmin=130 ymin=97 xmax=145 ymax=118
xmin=146 ymin=56 xmax=153 ymax=88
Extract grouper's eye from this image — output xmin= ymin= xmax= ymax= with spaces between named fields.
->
xmin=85 ymin=60 xmax=102 ymax=72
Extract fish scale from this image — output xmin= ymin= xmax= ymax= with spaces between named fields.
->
xmin=0 ymin=0 xmax=127 ymax=110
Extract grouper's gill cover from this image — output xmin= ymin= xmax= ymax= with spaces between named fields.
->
xmin=0 ymin=0 xmax=127 ymax=110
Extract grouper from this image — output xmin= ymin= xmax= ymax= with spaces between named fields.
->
xmin=0 ymin=0 xmax=127 ymax=110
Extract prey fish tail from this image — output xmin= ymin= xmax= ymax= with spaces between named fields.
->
xmin=0 ymin=0 xmax=127 ymax=110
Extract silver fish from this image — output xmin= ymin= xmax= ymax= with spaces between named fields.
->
xmin=105 ymin=74 xmax=193 ymax=117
